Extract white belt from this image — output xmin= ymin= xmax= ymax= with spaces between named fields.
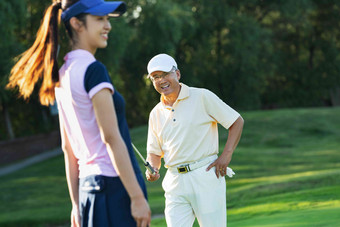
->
xmin=168 ymin=155 xmax=217 ymax=174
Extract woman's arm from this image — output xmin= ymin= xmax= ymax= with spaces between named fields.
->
xmin=92 ymin=88 xmax=151 ymax=227
xmin=61 ymin=123 xmax=80 ymax=227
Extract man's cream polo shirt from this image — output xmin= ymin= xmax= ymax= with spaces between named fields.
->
xmin=147 ymin=83 xmax=240 ymax=168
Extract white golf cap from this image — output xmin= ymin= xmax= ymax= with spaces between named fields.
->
xmin=147 ymin=54 xmax=178 ymax=75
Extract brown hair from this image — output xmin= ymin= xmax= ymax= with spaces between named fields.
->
xmin=6 ymin=0 xmax=84 ymax=106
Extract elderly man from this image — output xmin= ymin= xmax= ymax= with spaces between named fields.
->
xmin=145 ymin=53 xmax=244 ymax=227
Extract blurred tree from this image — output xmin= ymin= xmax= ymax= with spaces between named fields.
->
xmin=99 ymin=0 xmax=195 ymax=126
xmin=0 ymin=0 xmax=26 ymax=139
xmin=121 ymin=0 xmax=195 ymax=125
xmin=311 ymin=0 xmax=340 ymax=106
xmin=172 ymin=0 xmax=273 ymax=110
xmin=251 ymin=0 xmax=340 ymax=108
xmin=0 ymin=0 xmax=54 ymax=140
xmin=2 ymin=0 xmax=340 ymax=140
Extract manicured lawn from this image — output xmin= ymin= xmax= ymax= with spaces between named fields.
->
xmin=0 ymin=107 xmax=339 ymax=226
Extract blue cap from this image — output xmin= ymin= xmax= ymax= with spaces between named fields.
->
xmin=61 ymin=0 xmax=126 ymax=22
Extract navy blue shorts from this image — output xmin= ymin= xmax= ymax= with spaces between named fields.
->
xmin=79 ymin=173 xmax=147 ymax=227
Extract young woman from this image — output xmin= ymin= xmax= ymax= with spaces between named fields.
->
xmin=7 ymin=1 xmax=151 ymax=226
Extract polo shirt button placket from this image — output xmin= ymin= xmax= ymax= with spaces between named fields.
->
xmin=171 ymin=109 xmax=176 ymax=123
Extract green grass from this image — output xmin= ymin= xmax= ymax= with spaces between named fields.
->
xmin=0 ymin=107 xmax=339 ymax=226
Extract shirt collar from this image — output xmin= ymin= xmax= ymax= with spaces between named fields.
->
xmin=160 ymin=83 xmax=190 ymax=108
xmin=64 ymin=49 xmax=96 ymax=61
xmin=177 ymin=83 xmax=189 ymax=101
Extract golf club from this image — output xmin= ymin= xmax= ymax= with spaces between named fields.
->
xmin=131 ymin=143 xmax=155 ymax=174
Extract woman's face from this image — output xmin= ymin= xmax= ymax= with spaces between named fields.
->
xmin=76 ymin=14 xmax=112 ymax=54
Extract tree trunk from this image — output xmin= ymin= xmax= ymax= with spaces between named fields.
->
xmin=3 ymin=103 xmax=15 ymax=140
xmin=330 ymin=87 xmax=340 ymax=106
xmin=308 ymin=44 xmax=314 ymax=69
xmin=216 ymin=27 xmax=225 ymax=99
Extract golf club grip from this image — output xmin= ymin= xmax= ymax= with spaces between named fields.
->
xmin=145 ymin=162 xmax=155 ymax=174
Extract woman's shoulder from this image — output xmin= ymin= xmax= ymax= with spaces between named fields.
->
xmin=86 ymin=60 xmax=108 ymax=72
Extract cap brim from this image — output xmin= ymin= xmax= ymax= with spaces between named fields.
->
xmin=148 ymin=65 xmax=174 ymax=75
xmin=84 ymin=1 xmax=126 ymax=17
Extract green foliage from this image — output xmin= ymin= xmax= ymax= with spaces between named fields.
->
xmin=0 ymin=0 xmax=25 ymax=139
xmin=0 ymin=0 xmax=56 ymax=140
xmin=1 ymin=0 xmax=340 ymax=139
xmin=257 ymin=0 xmax=340 ymax=108
xmin=0 ymin=0 xmax=25 ymax=103
xmin=113 ymin=0 xmax=195 ymax=126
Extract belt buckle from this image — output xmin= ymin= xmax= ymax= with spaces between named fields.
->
xmin=177 ymin=164 xmax=190 ymax=173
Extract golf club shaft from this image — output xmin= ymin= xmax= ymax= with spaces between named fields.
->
xmin=131 ymin=143 xmax=155 ymax=174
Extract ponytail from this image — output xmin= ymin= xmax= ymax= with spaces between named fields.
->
xmin=7 ymin=1 xmax=62 ymax=106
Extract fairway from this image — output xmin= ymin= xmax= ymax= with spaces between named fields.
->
xmin=0 ymin=107 xmax=339 ymax=226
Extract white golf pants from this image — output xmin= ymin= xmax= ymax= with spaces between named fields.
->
xmin=162 ymin=156 xmax=227 ymax=227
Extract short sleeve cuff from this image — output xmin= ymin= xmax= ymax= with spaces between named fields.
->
xmin=147 ymin=142 xmax=164 ymax=157
xmin=147 ymin=149 xmax=164 ymax=156
xmin=220 ymin=112 xmax=240 ymax=129
xmin=88 ymin=82 xmax=114 ymax=99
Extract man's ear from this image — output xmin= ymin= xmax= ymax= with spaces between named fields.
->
xmin=69 ymin=17 xmax=84 ymax=32
xmin=176 ymin=70 xmax=181 ymax=80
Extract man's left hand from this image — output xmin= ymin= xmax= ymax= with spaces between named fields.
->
xmin=206 ymin=153 xmax=232 ymax=178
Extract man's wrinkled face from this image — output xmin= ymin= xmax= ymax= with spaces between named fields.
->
xmin=149 ymin=70 xmax=181 ymax=97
